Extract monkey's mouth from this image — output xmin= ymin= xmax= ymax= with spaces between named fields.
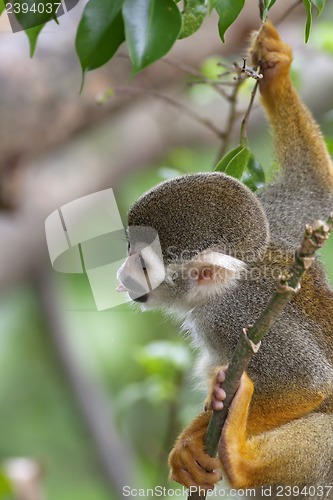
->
xmin=130 ymin=293 xmax=148 ymax=303
xmin=116 ymin=278 xmax=149 ymax=303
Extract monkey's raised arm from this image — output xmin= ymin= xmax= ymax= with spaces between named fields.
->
xmin=253 ymin=22 xmax=333 ymax=246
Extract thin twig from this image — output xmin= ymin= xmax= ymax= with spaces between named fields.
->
xmin=239 ymin=79 xmax=260 ymax=147
xmin=155 ymin=55 xmax=203 ymax=79
xmin=214 ymin=61 xmax=262 ymax=165
xmin=235 ymin=103 xmax=261 ymax=118
xmin=163 ymin=57 xmax=231 ymax=100
xmin=187 ymin=79 xmax=231 ymax=100
xmin=188 ymin=214 xmax=333 ymax=500
xmin=259 ymin=0 xmax=265 ymax=20
xmin=117 ymin=53 xmax=231 ymax=100
xmin=214 ymin=81 xmax=242 ymax=164
xmin=97 ymin=87 xmax=226 ymax=140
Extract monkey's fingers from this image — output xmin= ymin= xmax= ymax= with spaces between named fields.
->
xmin=250 ymin=21 xmax=292 ymax=88
xmin=205 ymin=365 xmax=227 ymax=411
xmin=169 ymin=439 xmax=222 ymax=490
xmin=211 ymin=384 xmax=227 ymax=411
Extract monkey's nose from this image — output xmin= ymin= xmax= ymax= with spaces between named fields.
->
xmin=116 ymin=282 xmax=128 ymax=292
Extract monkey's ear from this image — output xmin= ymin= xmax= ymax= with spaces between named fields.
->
xmin=188 ymin=250 xmax=245 ymax=289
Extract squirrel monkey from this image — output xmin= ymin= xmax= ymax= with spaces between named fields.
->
xmin=117 ymin=23 xmax=333 ymax=494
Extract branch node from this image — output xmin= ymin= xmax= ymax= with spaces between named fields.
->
xmin=306 ymin=218 xmax=333 ymax=249
xmin=233 ymin=59 xmax=263 ymax=81
xmin=304 ymin=224 xmax=313 ymax=237
xmin=302 ymin=256 xmax=315 ymax=270
xmin=277 ymin=278 xmax=300 ymax=294
xmin=243 ymin=327 xmax=261 ymax=353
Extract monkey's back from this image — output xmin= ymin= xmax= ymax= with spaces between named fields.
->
xmin=190 ymin=244 xmax=333 ymax=404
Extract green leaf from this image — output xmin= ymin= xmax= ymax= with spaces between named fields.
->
xmin=242 ymin=154 xmax=265 ymax=192
xmin=216 ymin=0 xmax=245 ymax=42
xmin=303 ymin=0 xmax=312 ymax=42
xmin=215 ymin=145 xmax=243 ymax=172
xmin=25 ymin=24 xmax=44 ymax=56
xmin=215 ymin=145 xmax=250 ymax=179
xmin=122 ymin=0 xmax=182 ymax=73
xmin=76 ymin=0 xmax=125 ymax=74
xmin=0 ymin=0 xmax=5 ymax=15
xmin=261 ymin=0 xmax=277 ymax=21
xmin=312 ymin=0 xmax=325 ymax=16
xmin=179 ymin=0 xmax=209 ymax=39
xmin=209 ymin=0 xmax=219 ymax=11
xmin=10 ymin=0 xmax=62 ymax=31
xmin=0 ymin=471 xmax=13 ymax=497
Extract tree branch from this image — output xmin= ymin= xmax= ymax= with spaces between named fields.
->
xmin=188 ymin=214 xmax=333 ymax=500
xmin=240 ymin=79 xmax=260 ymax=147
xmin=259 ymin=0 xmax=265 ymax=20
xmin=98 ymin=87 xmax=226 ymax=141
xmin=214 ymin=80 xmax=242 ymax=164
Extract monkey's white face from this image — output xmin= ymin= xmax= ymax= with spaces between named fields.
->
xmin=117 ymin=244 xmax=246 ymax=312
xmin=116 ymin=242 xmax=165 ymax=307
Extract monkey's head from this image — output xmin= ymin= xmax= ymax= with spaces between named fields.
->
xmin=117 ymin=173 xmax=270 ymax=312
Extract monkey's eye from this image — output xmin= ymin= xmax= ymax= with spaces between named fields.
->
xmin=139 ymin=254 xmax=147 ymax=271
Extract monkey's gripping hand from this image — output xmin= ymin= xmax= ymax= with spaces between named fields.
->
xmin=168 ymin=412 xmax=222 ymax=490
xmin=168 ymin=367 xmax=227 ymax=490
xmin=251 ymin=20 xmax=292 ymax=97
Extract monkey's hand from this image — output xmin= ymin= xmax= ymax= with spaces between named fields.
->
xmin=169 ymin=367 xmax=227 ymax=490
xmin=250 ymin=21 xmax=292 ymax=95
xmin=168 ymin=412 xmax=222 ymax=490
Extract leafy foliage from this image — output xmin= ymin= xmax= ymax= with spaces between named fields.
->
xmin=215 ymin=147 xmax=265 ymax=191
xmin=122 ymin=0 xmax=182 ymax=74
xmin=215 ymin=0 xmax=245 ymax=42
xmin=303 ymin=0 xmax=313 ymax=42
xmin=9 ymin=0 xmax=62 ymax=30
xmin=312 ymin=0 xmax=325 ymax=16
xmin=242 ymin=155 xmax=265 ymax=191
xmin=261 ymin=0 xmax=277 ymax=21
xmin=179 ymin=0 xmax=209 ymax=39
xmin=1 ymin=0 xmax=326 ymax=75
xmin=301 ymin=0 xmax=326 ymax=42
xmin=215 ymin=145 xmax=249 ymax=178
xmin=75 ymin=0 xmax=125 ymax=76
xmin=25 ymin=25 xmax=45 ymax=56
